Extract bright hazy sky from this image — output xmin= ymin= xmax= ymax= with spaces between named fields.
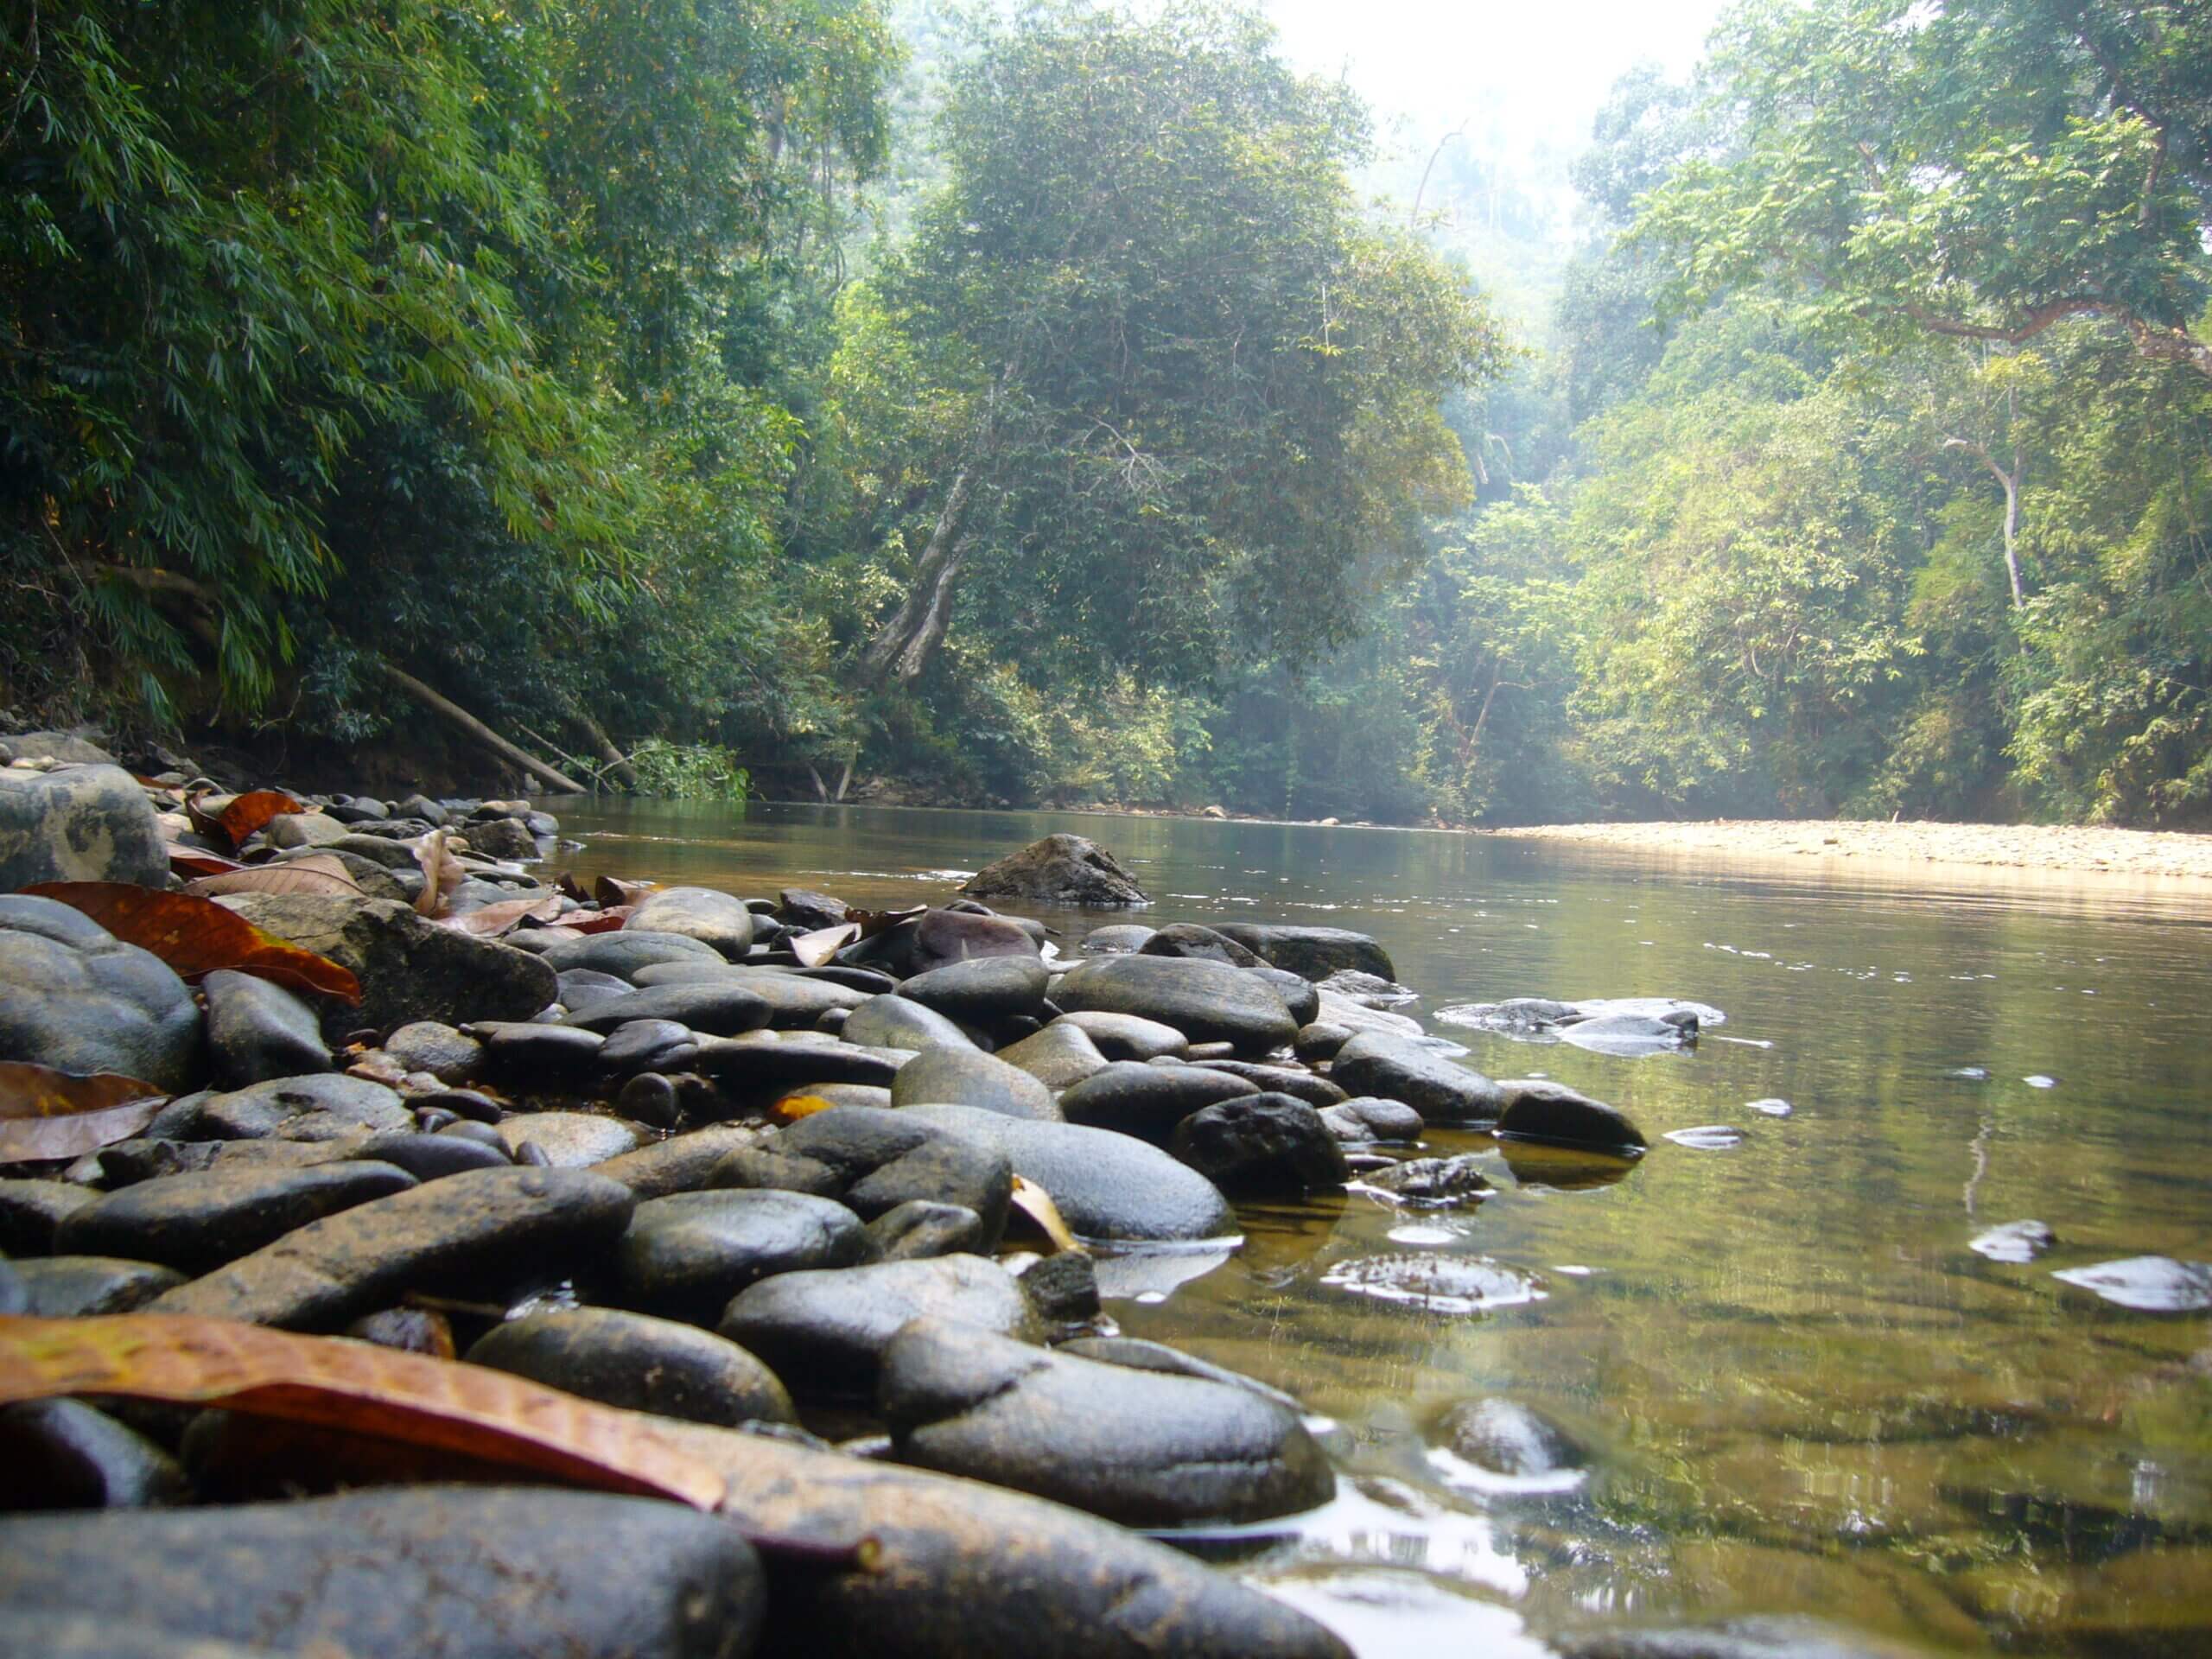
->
xmin=1259 ymin=0 xmax=1732 ymax=160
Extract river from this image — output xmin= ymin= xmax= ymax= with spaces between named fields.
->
xmin=549 ymin=798 xmax=2212 ymax=1657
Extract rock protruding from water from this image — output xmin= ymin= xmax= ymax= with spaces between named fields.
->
xmin=1494 ymin=1078 xmax=1648 ymax=1153
xmin=960 ymin=834 xmax=1150 ymax=907
xmin=1329 ymin=1031 xmax=1502 ymax=1123
xmin=1053 ymin=955 xmax=1296 ymax=1056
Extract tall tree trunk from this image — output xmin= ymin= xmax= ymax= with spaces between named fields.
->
xmin=574 ymin=711 xmax=638 ymax=791
xmin=1943 ymin=435 xmax=2027 ymax=609
xmin=859 ymin=467 xmax=976 ymax=688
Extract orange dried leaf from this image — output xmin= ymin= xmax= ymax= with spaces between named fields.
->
xmin=187 ymin=854 xmax=365 ymax=901
xmin=437 ymin=895 xmax=564 ymax=938
xmin=0 ymin=1063 xmax=167 ymax=1160
xmin=0 ymin=1314 xmax=727 ymax=1510
xmin=25 ymin=881 xmax=361 ymax=1004
xmin=564 ymin=906 xmax=632 ymax=935
xmin=771 ymin=1092 xmax=842 ymax=1123
xmin=595 ymin=876 xmax=658 ymax=908
xmin=219 ymin=790 xmax=306 ymax=849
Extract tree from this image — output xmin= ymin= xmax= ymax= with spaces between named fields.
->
xmin=849 ymin=1 xmax=1503 ymax=693
xmin=1634 ymin=0 xmax=2212 ymax=381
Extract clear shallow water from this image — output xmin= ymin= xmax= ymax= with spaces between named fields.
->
xmin=549 ymin=800 xmax=2212 ymax=1657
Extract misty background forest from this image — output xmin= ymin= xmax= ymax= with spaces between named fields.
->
xmin=3 ymin=0 xmax=2208 ymax=825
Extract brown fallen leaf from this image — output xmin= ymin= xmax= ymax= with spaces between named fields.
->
xmin=186 ymin=854 xmax=365 ymax=900
xmin=0 ymin=1313 xmax=724 ymax=1507
xmin=849 ymin=905 xmax=925 ymax=940
xmin=1007 ymin=1174 xmax=1084 ymax=1255
xmin=0 ymin=1062 xmax=167 ymax=1161
xmin=555 ymin=872 xmax=590 ymax=904
xmin=24 ymin=881 xmax=362 ymax=1004
xmin=594 ymin=875 xmax=659 ymax=908
xmin=437 ymin=895 xmax=564 ymax=938
xmin=563 ymin=906 xmax=633 ymax=935
xmin=412 ymin=829 xmax=465 ymax=919
xmin=788 ymin=923 xmax=860 ymax=968
xmin=166 ymin=843 xmax=247 ymax=880
xmin=218 ymin=789 xmax=307 ymax=849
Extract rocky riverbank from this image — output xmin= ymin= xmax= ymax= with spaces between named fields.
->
xmin=0 ymin=741 xmax=2031 ymax=1659
xmin=1485 ymin=817 xmax=2212 ymax=882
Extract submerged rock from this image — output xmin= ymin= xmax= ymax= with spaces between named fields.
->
xmin=2051 ymin=1255 xmax=2212 ymax=1312
xmin=1970 ymin=1219 xmax=2055 ymax=1262
xmin=1319 ymin=1253 xmax=1545 ymax=1315
xmin=880 ymin=1319 xmax=1335 ymax=1526
xmin=1433 ymin=1396 xmax=1586 ymax=1482
xmin=961 ymin=834 xmax=1150 ymax=907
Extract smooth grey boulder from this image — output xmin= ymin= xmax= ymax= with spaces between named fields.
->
xmin=778 ymin=887 xmax=848 ymax=929
xmin=889 ymin=1045 xmax=1059 ymax=1120
xmin=1294 ymin=1021 xmax=1356 ymax=1062
xmin=561 ymin=981 xmax=772 ymax=1038
xmin=1211 ymin=924 xmax=1396 ymax=982
xmin=1138 ymin=923 xmax=1263 ymax=967
xmin=0 ymin=1398 xmax=188 ymax=1510
xmin=721 ymin=1253 xmax=1041 ymax=1398
xmin=383 ymin=1020 xmax=484 ymax=1083
xmin=458 ymin=815 xmax=538 ymax=861
xmin=627 ymin=887 xmax=757 ymax=959
xmin=1056 ymin=1008 xmax=1186 ymax=1059
xmin=0 ymin=763 xmax=166 ymax=890
xmin=1494 ymin=1077 xmax=1648 ymax=1153
xmin=960 ymin=834 xmax=1150 ymax=907
xmin=718 ymin=1108 xmax=1014 ymax=1249
xmin=1319 ymin=1096 xmax=1425 ymax=1143
xmin=1053 ymin=954 xmax=1296 ymax=1056
xmin=554 ymin=968 xmax=635 ymax=1010
xmin=1329 ymin=1031 xmax=1503 ymax=1123
xmin=2 ymin=730 xmax=117 ymax=766
xmin=992 ymin=1020 xmax=1109 ymax=1090
xmin=903 ymin=1104 xmax=1235 ymax=1243
xmin=351 ymin=1130 xmax=511 ymax=1181
xmin=215 ymin=894 xmax=556 ymax=1033
xmin=592 ymin=1125 xmax=774 ymax=1200
xmin=200 ymin=969 xmax=331 ymax=1088
xmin=842 ymin=994 xmax=976 ymax=1053
xmin=57 ymin=1161 xmax=417 ymax=1274
xmin=14 ymin=1255 xmax=185 ymax=1316
xmin=691 ymin=1032 xmax=911 ymax=1090
xmin=616 ymin=1188 xmax=872 ymax=1324
xmin=92 ymin=1136 xmax=370 ymax=1186
xmin=0 ymin=894 xmax=201 ymax=1090
xmin=880 ymin=1320 xmax=1333 ymax=1527
xmin=1191 ymin=1058 xmax=1347 ymax=1109
xmin=495 ymin=1111 xmax=646 ymax=1168
xmin=1169 ymin=1095 xmax=1348 ymax=1196
xmin=1058 ymin=1059 xmax=1258 ymax=1140
xmin=1436 ymin=1396 xmax=1586 ymax=1478
xmin=867 ymin=1200 xmax=988 ymax=1262
xmin=1058 ymin=1336 xmax=1306 ymax=1415
xmin=1249 ymin=965 xmax=1320 ymax=1026
xmin=531 ymin=930 xmax=725 ymax=980
xmin=149 ymin=1074 xmax=410 ymax=1142
xmin=898 ymin=954 xmax=1050 ymax=1022
xmin=0 ymin=1487 xmax=765 ymax=1659
xmin=1079 ymin=924 xmax=1155 ymax=954
xmin=599 ymin=1018 xmax=700 ymax=1076
xmin=264 ymin=810 xmax=347 ymax=850
xmin=632 ymin=963 xmax=868 ymax=1025
xmin=466 ymin=1306 xmax=796 ymax=1427
xmin=148 ymin=1166 xmax=635 ymax=1330
xmin=901 ymin=907 xmax=1045 ymax=974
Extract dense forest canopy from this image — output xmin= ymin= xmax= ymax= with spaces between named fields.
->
xmin=2 ymin=0 xmax=2206 ymax=824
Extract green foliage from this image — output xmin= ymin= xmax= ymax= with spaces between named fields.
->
xmin=627 ymin=741 xmax=752 ymax=804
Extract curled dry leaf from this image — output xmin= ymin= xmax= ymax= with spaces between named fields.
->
xmin=594 ymin=875 xmax=659 ymax=909
xmin=186 ymin=854 xmax=365 ymax=901
xmin=218 ymin=790 xmax=306 ymax=849
xmin=0 ymin=1061 xmax=167 ymax=1161
xmin=1007 ymin=1175 xmax=1084 ymax=1255
xmin=166 ymin=843 xmax=247 ymax=880
xmin=412 ymin=830 xmax=466 ymax=919
xmin=563 ymin=907 xmax=632 ymax=935
xmin=789 ymin=923 xmax=860 ymax=968
xmin=555 ymin=872 xmax=591 ymax=904
xmin=437 ymin=895 xmax=565 ymax=938
xmin=24 ymin=881 xmax=361 ymax=1004
xmin=849 ymin=906 xmax=925 ymax=940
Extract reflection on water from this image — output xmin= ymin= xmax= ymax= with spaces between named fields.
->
xmin=549 ymin=798 xmax=2212 ymax=1656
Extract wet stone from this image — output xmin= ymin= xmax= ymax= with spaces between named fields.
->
xmin=1358 ymin=1154 xmax=1492 ymax=1205
xmin=840 ymin=993 xmax=977 ymax=1053
xmin=561 ymin=982 xmax=772 ymax=1038
xmin=880 ymin=1319 xmax=1334 ymax=1527
xmin=15 ymin=1255 xmax=186 ymax=1316
xmin=1320 ymin=1096 xmax=1425 ymax=1144
xmin=631 ymin=966 xmax=868 ymax=1027
xmin=1058 ymin=1336 xmax=1306 ymax=1416
xmin=902 ymin=1104 xmax=1235 ymax=1243
xmin=778 ymin=887 xmax=848 ymax=930
xmin=0 ymin=894 xmax=202 ymax=1090
xmin=898 ymin=954 xmax=1050 ymax=1022
xmin=616 ymin=1188 xmax=872 ymax=1324
xmin=531 ymin=930 xmax=727 ymax=980
xmin=480 ymin=1022 xmax=607 ymax=1084
xmin=888 ymin=1045 xmax=1060 ymax=1121
xmin=1058 ymin=1059 xmax=1258 ymax=1141
xmin=57 ymin=1161 xmax=418 ymax=1274
xmin=759 ymin=1106 xmax=1013 ymax=1243
xmin=866 ymin=1199 xmax=988 ymax=1262
xmin=1494 ymin=1077 xmax=1648 ymax=1153
xmin=150 ymin=1075 xmax=410 ymax=1143
xmin=0 ymin=1178 xmax=96 ymax=1255
xmin=721 ymin=1252 xmax=1041 ymax=1399
xmin=626 ymin=887 xmax=757 ymax=959
xmin=147 ymin=1166 xmax=636 ymax=1331
xmin=1168 ymin=1094 xmax=1349 ymax=1196
xmin=1139 ymin=922 xmax=1264 ymax=967
xmin=599 ymin=1018 xmax=700 ymax=1076
xmin=1056 ymin=1009 xmax=1187 ymax=1059
xmin=1192 ymin=1058 xmax=1348 ymax=1109
xmin=1294 ymin=1020 xmax=1357 ymax=1062
xmin=495 ymin=1111 xmax=647 ymax=1168
xmin=993 ymin=1020 xmax=1109 ymax=1090
xmin=1329 ymin=1032 xmax=1503 ymax=1124
xmin=466 ymin=1306 xmax=796 ymax=1427
xmin=1211 ymin=924 xmax=1397 ymax=983
xmin=0 ymin=1487 xmax=766 ymax=1659
xmin=554 ymin=969 xmax=635 ymax=1011
xmin=960 ymin=834 xmax=1151 ymax=906
xmin=382 ymin=1021 xmax=484 ymax=1084
xmin=201 ymin=970 xmax=331 ymax=1088
xmin=351 ymin=1131 xmax=511 ymax=1181
xmin=1052 ymin=954 xmax=1297 ymax=1056
xmin=592 ymin=1125 xmax=774 ymax=1200
xmin=1079 ymin=924 xmax=1156 ymax=954
xmin=618 ymin=1071 xmax=683 ymax=1128
xmin=691 ymin=1033 xmax=910 ymax=1091
xmin=2051 ymin=1255 xmax=2212 ymax=1313
xmin=1435 ymin=1396 xmax=1586 ymax=1480
xmin=0 ymin=1398 xmax=188 ymax=1510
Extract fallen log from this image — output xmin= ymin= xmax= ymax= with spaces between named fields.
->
xmin=374 ymin=662 xmax=587 ymax=794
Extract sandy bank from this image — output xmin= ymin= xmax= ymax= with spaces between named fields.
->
xmin=1483 ymin=818 xmax=2212 ymax=882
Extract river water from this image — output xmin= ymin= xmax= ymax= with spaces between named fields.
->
xmin=549 ymin=799 xmax=2212 ymax=1657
